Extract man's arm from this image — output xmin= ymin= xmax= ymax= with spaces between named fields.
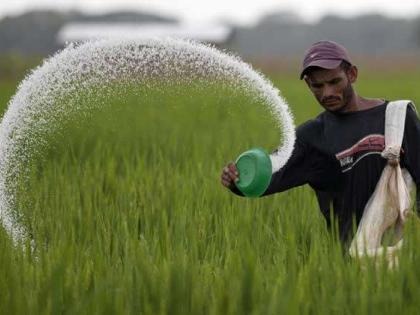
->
xmin=223 ymin=137 xmax=311 ymax=197
xmin=262 ymin=138 xmax=311 ymax=196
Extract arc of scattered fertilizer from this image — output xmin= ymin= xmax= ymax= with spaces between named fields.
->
xmin=0 ymin=38 xmax=295 ymax=244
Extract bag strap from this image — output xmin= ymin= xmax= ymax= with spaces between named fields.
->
xmin=382 ymin=100 xmax=416 ymax=163
xmin=385 ymin=100 xmax=416 ymax=147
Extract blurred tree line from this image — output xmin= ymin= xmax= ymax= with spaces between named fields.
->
xmin=0 ymin=10 xmax=419 ymax=80
xmin=0 ymin=10 xmax=175 ymax=80
xmin=0 ymin=10 xmax=176 ymax=55
xmin=230 ymin=13 xmax=420 ymax=58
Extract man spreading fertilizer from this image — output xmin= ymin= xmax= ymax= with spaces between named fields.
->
xmin=221 ymin=40 xmax=420 ymax=247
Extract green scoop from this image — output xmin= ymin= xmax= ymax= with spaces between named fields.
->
xmin=234 ymin=148 xmax=273 ymax=197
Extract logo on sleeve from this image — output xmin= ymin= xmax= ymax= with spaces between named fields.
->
xmin=335 ymin=134 xmax=385 ymax=172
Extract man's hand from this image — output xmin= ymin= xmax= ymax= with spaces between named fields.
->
xmin=221 ymin=162 xmax=239 ymax=189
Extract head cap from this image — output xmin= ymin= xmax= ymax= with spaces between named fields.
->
xmin=300 ymin=40 xmax=352 ymax=79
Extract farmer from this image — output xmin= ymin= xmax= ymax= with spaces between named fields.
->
xmin=221 ymin=40 xmax=420 ymax=242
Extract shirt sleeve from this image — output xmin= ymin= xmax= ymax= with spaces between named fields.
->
xmin=261 ymin=138 xmax=311 ymax=196
xmin=228 ymin=138 xmax=310 ymax=197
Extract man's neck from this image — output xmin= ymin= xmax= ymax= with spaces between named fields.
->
xmin=342 ymin=95 xmax=384 ymax=113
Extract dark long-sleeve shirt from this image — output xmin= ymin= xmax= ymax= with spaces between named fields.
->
xmin=231 ymin=101 xmax=420 ymax=242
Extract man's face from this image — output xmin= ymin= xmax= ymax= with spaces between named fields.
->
xmin=304 ymin=65 xmax=357 ymax=113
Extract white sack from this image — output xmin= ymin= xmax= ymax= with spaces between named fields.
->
xmin=349 ymin=101 xmax=416 ymax=265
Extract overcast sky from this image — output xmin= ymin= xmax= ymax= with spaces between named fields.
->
xmin=1 ymin=0 xmax=420 ymax=24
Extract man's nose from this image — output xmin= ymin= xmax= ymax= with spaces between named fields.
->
xmin=322 ymin=84 xmax=335 ymax=98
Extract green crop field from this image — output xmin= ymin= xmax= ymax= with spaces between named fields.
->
xmin=0 ymin=69 xmax=420 ymax=315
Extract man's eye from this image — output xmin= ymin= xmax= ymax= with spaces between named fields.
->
xmin=312 ymin=84 xmax=322 ymax=88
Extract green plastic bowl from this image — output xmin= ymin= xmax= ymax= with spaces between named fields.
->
xmin=234 ymin=148 xmax=272 ymax=197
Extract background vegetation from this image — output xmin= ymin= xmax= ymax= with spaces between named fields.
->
xmin=0 ymin=66 xmax=419 ymax=314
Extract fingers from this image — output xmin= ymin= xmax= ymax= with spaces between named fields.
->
xmin=221 ymin=162 xmax=240 ymax=188
xmin=221 ymin=176 xmax=232 ymax=188
xmin=224 ymin=165 xmax=239 ymax=182
xmin=228 ymin=162 xmax=238 ymax=176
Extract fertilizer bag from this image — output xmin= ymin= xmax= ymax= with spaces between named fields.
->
xmin=349 ymin=100 xmax=417 ymax=261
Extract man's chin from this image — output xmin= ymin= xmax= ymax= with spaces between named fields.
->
xmin=323 ymin=103 xmax=346 ymax=113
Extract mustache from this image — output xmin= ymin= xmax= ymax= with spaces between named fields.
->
xmin=321 ymin=96 xmax=341 ymax=103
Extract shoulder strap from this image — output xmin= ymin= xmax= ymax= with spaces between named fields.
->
xmin=385 ymin=100 xmax=416 ymax=148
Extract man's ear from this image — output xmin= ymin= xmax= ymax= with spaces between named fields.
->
xmin=304 ymin=76 xmax=310 ymax=87
xmin=348 ymin=65 xmax=358 ymax=83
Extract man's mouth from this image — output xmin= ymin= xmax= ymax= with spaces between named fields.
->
xmin=323 ymin=99 xmax=341 ymax=106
